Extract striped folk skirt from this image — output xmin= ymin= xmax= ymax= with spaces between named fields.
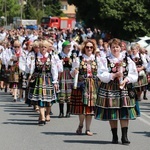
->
xmin=133 ymin=72 xmax=148 ymax=92
xmin=28 ymin=72 xmax=56 ymax=105
xmin=58 ymin=68 xmax=73 ymax=103
xmin=0 ymin=65 xmax=9 ymax=82
xmin=95 ymin=80 xmax=140 ymax=121
xmin=70 ymin=78 xmax=97 ymax=115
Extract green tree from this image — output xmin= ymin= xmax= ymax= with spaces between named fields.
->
xmin=24 ymin=0 xmax=43 ymax=23
xmin=68 ymin=0 xmax=150 ymax=40
xmin=44 ymin=0 xmax=64 ymax=17
xmin=23 ymin=0 xmax=64 ymax=23
xmin=0 ymin=0 xmax=20 ymax=24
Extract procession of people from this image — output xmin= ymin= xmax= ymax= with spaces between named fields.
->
xmin=0 ymin=26 xmax=150 ymax=144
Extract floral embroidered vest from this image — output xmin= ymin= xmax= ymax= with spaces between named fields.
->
xmin=79 ymin=56 xmax=98 ymax=79
xmin=131 ymin=53 xmax=143 ymax=67
xmin=107 ymin=55 xmax=128 ymax=78
xmin=35 ymin=54 xmax=51 ymax=73
xmin=58 ymin=54 xmax=72 ymax=69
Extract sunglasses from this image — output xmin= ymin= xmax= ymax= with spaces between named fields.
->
xmin=14 ymin=46 xmax=20 ymax=48
xmin=85 ymin=46 xmax=93 ymax=49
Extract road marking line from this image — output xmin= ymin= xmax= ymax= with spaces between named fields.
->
xmin=138 ymin=117 xmax=150 ymax=126
xmin=141 ymin=112 xmax=150 ymax=119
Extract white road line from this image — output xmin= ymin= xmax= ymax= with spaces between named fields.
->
xmin=137 ymin=117 xmax=150 ymax=126
xmin=137 ymin=112 xmax=150 ymax=126
xmin=141 ymin=112 xmax=150 ymax=119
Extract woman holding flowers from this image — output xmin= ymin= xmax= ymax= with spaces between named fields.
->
xmin=95 ymin=38 xmax=139 ymax=144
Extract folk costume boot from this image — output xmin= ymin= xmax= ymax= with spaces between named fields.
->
xmin=111 ymin=128 xmax=118 ymax=144
xmin=143 ymin=91 xmax=148 ymax=100
xmin=66 ymin=103 xmax=70 ymax=118
xmin=121 ymin=127 xmax=130 ymax=144
xmin=58 ymin=103 xmax=64 ymax=118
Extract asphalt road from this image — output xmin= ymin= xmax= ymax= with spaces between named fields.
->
xmin=0 ymin=90 xmax=150 ymax=150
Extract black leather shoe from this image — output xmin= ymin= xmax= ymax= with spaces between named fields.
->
xmin=65 ymin=113 xmax=70 ymax=118
xmin=13 ymin=99 xmax=16 ymax=102
xmin=111 ymin=128 xmax=118 ymax=144
xmin=121 ymin=127 xmax=130 ymax=145
xmin=58 ymin=113 xmax=64 ymax=118
xmin=143 ymin=97 xmax=148 ymax=100
xmin=121 ymin=138 xmax=130 ymax=144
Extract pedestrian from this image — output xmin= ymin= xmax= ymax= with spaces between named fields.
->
xmin=95 ymin=38 xmax=139 ymax=144
xmin=28 ymin=40 xmax=58 ymax=125
xmin=19 ymin=40 xmax=35 ymax=102
xmin=70 ymin=39 xmax=98 ymax=136
xmin=8 ymin=40 xmax=22 ymax=102
xmin=57 ymin=40 xmax=73 ymax=118
xmin=130 ymin=44 xmax=148 ymax=101
xmin=139 ymin=47 xmax=150 ymax=100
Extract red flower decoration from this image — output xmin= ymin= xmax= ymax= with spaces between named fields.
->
xmin=115 ymin=62 xmax=120 ymax=67
xmin=41 ymin=57 xmax=47 ymax=63
xmin=15 ymin=51 xmax=21 ymax=57
xmin=64 ymin=57 xmax=69 ymax=61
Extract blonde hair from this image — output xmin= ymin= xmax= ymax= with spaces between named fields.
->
xmin=41 ymin=40 xmax=50 ymax=48
xmin=32 ymin=41 xmax=40 ymax=48
xmin=13 ymin=40 xmax=21 ymax=46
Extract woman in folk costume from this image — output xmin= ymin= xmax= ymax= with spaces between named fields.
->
xmin=138 ymin=47 xmax=149 ymax=100
xmin=28 ymin=40 xmax=58 ymax=126
xmin=26 ymin=40 xmax=40 ymax=111
xmin=3 ymin=41 xmax=13 ymax=93
xmin=8 ymin=40 xmax=22 ymax=102
xmin=95 ymin=38 xmax=139 ymax=144
xmin=19 ymin=40 xmax=35 ymax=102
xmin=0 ymin=42 xmax=5 ymax=90
xmin=70 ymin=39 xmax=98 ymax=136
xmin=130 ymin=43 xmax=148 ymax=101
xmin=57 ymin=41 xmax=73 ymax=118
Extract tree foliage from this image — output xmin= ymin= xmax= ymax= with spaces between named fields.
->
xmin=0 ymin=0 xmax=63 ymax=25
xmin=0 ymin=0 xmax=20 ymax=23
xmin=68 ymin=0 xmax=150 ymax=40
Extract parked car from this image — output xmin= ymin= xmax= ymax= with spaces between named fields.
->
xmin=131 ymin=36 xmax=150 ymax=55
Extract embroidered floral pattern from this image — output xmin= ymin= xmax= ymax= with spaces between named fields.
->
xmin=79 ymin=59 xmax=97 ymax=77
xmin=108 ymin=59 xmax=128 ymax=76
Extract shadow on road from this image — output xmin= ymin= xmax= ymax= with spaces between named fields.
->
xmin=64 ymin=139 xmax=111 ymax=144
xmin=0 ymin=95 xmax=39 ymax=125
xmin=42 ymin=131 xmax=97 ymax=136
xmin=132 ymin=131 xmax=150 ymax=137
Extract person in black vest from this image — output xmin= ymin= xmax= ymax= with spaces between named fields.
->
xmin=57 ymin=41 xmax=73 ymax=118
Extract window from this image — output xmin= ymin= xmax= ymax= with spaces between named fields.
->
xmin=61 ymin=5 xmax=67 ymax=10
xmin=41 ymin=17 xmax=50 ymax=23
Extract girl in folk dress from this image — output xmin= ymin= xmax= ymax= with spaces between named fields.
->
xmin=28 ymin=40 xmax=58 ymax=125
xmin=57 ymin=41 xmax=73 ymax=118
xmin=19 ymin=40 xmax=35 ymax=102
xmin=130 ymin=44 xmax=148 ymax=101
xmin=8 ymin=40 xmax=22 ymax=102
xmin=95 ymin=38 xmax=139 ymax=144
xmin=0 ymin=43 xmax=5 ymax=90
xmin=70 ymin=39 xmax=98 ymax=136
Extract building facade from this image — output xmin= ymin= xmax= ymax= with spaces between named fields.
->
xmin=60 ymin=0 xmax=76 ymax=18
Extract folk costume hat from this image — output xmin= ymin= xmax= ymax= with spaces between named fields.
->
xmin=62 ymin=41 xmax=71 ymax=48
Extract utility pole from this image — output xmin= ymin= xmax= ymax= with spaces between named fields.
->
xmin=20 ymin=0 xmax=23 ymax=21
xmin=4 ymin=0 xmax=7 ymax=26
